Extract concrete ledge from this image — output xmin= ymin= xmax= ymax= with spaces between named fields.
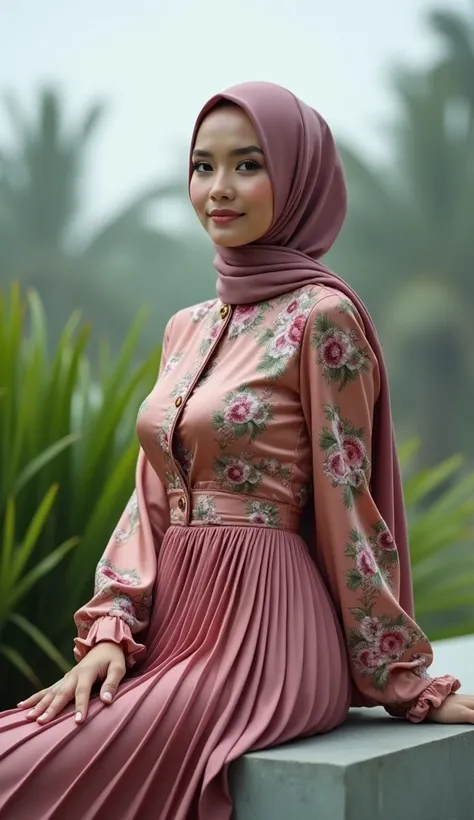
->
xmin=230 ymin=636 xmax=474 ymax=820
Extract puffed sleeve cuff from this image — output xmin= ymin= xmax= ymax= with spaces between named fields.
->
xmin=406 ymin=675 xmax=461 ymax=723
xmin=73 ymin=615 xmax=146 ymax=668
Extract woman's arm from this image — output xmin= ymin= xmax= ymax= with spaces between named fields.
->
xmin=300 ymin=292 xmax=460 ymax=722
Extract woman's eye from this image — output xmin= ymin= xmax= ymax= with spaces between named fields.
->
xmin=193 ymin=161 xmax=212 ymax=172
xmin=237 ymin=160 xmax=261 ymax=172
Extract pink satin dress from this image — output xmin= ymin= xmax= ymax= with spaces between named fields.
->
xmin=0 ymin=285 xmax=459 ymax=819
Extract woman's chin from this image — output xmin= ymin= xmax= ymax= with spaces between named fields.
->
xmin=207 ymin=228 xmax=248 ymax=248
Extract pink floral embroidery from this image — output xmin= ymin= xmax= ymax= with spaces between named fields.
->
xmin=213 ymin=454 xmax=263 ymax=493
xmin=162 ymin=353 xmax=184 ymax=377
xmin=311 ymin=303 xmax=370 ymax=391
xmin=93 ymin=558 xmax=151 ymax=630
xmin=286 ymin=313 xmax=306 ymax=345
xmin=193 ymin=495 xmax=222 ymax=524
xmin=191 ymin=300 xmax=216 ymax=323
xmin=257 ymin=289 xmax=318 ymax=379
xmin=199 ymin=309 xmax=223 ymax=355
xmin=228 ymin=303 xmax=270 ymax=339
xmin=344 ymin=526 xmax=424 ymax=690
xmin=356 ymin=546 xmax=378 ymax=579
xmin=212 ymin=385 xmax=273 ymax=443
xmin=319 ymin=405 xmax=369 ymax=508
xmin=115 ymin=490 xmax=140 ymax=544
xmin=246 ymin=500 xmax=281 ymax=528
xmin=345 ymin=523 xmax=399 ymax=593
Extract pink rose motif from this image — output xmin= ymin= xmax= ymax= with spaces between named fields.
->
xmin=342 ymin=435 xmax=365 ymax=468
xmin=326 ymin=450 xmax=350 ymax=481
xmin=377 ymin=530 xmax=396 ymax=551
xmin=209 ymin=324 xmax=220 ymax=341
xmin=262 ymin=458 xmax=280 ymax=475
xmin=360 ymin=616 xmax=383 ymax=643
xmin=287 ymin=313 xmax=306 ymax=345
xmin=234 ymin=305 xmax=259 ymax=325
xmin=357 ymin=647 xmax=383 ymax=672
xmin=225 ymin=396 xmax=254 ymax=424
xmin=250 ymin=512 xmax=267 ymax=524
xmin=356 ymin=547 xmax=378 ymax=579
xmin=378 ymin=628 xmax=409 ymax=660
xmin=320 ymin=330 xmax=352 ymax=368
xmin=275 ymin=334 xmax=291 ymax=351
xmin=101 ymin=567 xmax=122 ymax=583
xmin=110 ymin=596 xmax=136 ymax=627
xmin=268 ymin=333 xmax=295 ymax=359
xmin=285 ymin=299 xmax=299 ymax=315
xmin=225 ymin=462 xmax=249 ymax=485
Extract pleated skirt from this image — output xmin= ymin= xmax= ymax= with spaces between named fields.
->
xmin=0 ymin=525 xmax=351 ymax=820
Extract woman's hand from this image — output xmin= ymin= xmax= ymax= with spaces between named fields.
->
xmin=17 ymin=641 xmax=126 ymax=725
xmin=428 ymin=693 xmax=474 ymax=724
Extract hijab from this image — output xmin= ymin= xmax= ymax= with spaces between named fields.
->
xmin=189 ymin=81 xmax=414 ymax=619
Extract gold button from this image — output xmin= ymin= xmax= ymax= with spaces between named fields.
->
xmin=174 ymin=396 xmax=183 ymax=408
xmin=220 ymin=304 xmax=230 ymax=319
xmin=178 ymin=497 xmax=186 ymax=511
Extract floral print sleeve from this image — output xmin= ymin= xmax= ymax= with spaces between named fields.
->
xmin=300 ymin=293 xmax=460 ymax=721
xmin=73 ymin=322 xmax=173 ymax=667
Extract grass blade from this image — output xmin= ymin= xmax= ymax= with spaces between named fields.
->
xmin=8 ymin=613 xmax=72 ymax=674
xmin=0 ymin=643 xmax=42 ymax=688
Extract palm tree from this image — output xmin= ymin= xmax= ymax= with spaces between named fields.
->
xmin=328 ymin=55 xmax=474 ymax=465
xmin=429 ymin=3 xmax=474 ymax=117
xmin=0 ymin=88 xmax=214 ymax=353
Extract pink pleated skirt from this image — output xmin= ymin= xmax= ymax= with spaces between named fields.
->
xmin=0 ymin=525 xmax=351 ymax=820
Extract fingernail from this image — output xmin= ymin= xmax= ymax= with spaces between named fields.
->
xmin=37 ymin=713 xmax=48 ymax=722
xmin=102 ymin=692 xmax=112 ymax=702
xmin=17 ymin=701 xmax=24 ymax=707
xmin=27 ymin=710 xmax=35 ymax=718
xmin=75 ymin=712 xmax=82 ymax=723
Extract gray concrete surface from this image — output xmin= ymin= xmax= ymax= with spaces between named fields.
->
xmin=230 ymin=635 xmax=474 ymax=820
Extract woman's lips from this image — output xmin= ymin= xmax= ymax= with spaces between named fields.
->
xmin=208 ymin=210 xmax=244 ymax=224
xmin=210 ymin=214 xmax=243 ymax=224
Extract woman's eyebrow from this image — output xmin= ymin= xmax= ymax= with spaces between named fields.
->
xmin=192 ymin=145 xmax=264 ymax=158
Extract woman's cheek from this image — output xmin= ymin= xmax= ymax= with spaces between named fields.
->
xmin=189 ymin=178 xmax=206 ymax=216
xmin=246 ymin=177 xmax=274 ymax=210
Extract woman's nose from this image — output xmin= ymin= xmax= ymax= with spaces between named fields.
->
xmin=209 ymin=172 xmax=235 ymax=202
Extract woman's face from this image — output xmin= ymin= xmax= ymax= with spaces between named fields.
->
xmin=189 ymin=105 xmax=273 ymax=247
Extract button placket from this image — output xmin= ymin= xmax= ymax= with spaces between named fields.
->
xmin=168 ymin=303 xmax=233 ymax=525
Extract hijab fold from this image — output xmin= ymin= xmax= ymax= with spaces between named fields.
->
xmin=190 ymin=81 xmax=414 ymax=618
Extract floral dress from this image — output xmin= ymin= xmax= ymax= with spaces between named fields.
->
xmin=0 ymin=284 xmax=459 ymax=820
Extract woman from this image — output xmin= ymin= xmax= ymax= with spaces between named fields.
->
xmin=0 ymin=81 xmax=472 ymax=820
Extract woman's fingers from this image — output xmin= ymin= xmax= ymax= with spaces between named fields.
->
xmin=18 ymin=684 xmax=62 ymax=710
xmin=74 ymin=669 xmax=98 ymax=724
xmin=99 ymin=659 xmax=126 ymax=705
xmin=36 ymin=677 xmax=78 ymax=724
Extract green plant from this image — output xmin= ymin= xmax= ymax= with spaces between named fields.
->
xmin=402 ymin=440 xmax=474 ymax=640
xmin=0 ymin=284 xmax=160 ymax=707
xmin=0 ymin=481 xmax=78 ymax=687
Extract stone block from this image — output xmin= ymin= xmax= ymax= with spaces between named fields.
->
xmin=230 ymin=635 xmax=474 ymax=820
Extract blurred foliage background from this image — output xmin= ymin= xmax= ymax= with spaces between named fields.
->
xmin=1 ymin=3 xmax=474 ymax=708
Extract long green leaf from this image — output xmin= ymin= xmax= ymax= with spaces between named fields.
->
xmin=8 ymin=537 xmax=79 ymax=610
xmin=9 ymin=484 xmax=59 ymax=585
xmin=13 ymin=434 xmax=79 ymax=495
xmin=0 ymin=643 xmax=42 ymax=688
xmin=8 ymin=613 xmax=72 ymax=674
xmin=0 ymin=498 xmax=15 ymax=601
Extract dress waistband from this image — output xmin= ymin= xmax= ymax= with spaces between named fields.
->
xmin=167 ymin=489 xmax=302 ymax=533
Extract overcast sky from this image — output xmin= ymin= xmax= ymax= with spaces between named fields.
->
xmin=0 ymin=0 xmax=471 ymax=232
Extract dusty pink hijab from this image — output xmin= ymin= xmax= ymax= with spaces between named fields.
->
xmin=190 ymin=81 xmax=414 ymax=620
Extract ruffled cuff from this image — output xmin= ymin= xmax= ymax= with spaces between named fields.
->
xmin=406 ymin=675 xmax=461 ymax=723
xmin=73 ymin=615 xmax=146 ymax=668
